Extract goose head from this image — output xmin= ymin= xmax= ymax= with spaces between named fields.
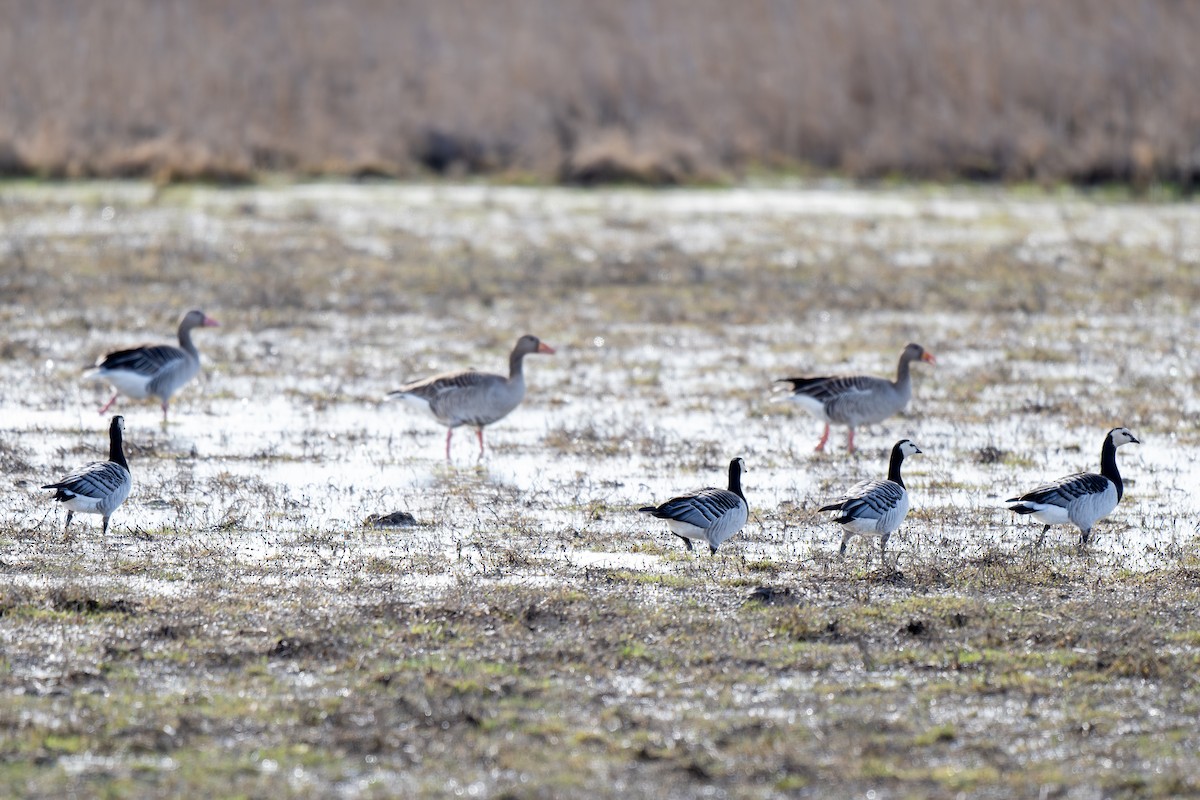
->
xmin=181 ymin=309 xmax=220 ymax=330
xmin=513 ymin=334 xmax=555 ymax=357
xmin=902 ymin=343 xmax=936 ymax=365
xmin=1108 ymin=427 xmax=1141 ymax=447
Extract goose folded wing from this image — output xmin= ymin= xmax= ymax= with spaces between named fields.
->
xmin=838 ymin=479 xmax=903 ymax=519
xmin=98 ymin=345 xmax=186 ymax=376
xmin=788 ymin=374 xmax=883 ymax=404
xmin=400 ymin=369 xmax=494 ymax=399
xmin=1010 ymin=472 xmax=1109 ymax=507
xmin=44 ymin=461 xmax=128 ymax=498
xmin=653 ymin=489 xmax=742 ymax=526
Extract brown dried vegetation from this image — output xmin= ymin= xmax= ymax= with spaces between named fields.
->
xmin=1 ymin=0 xmax=1199 ymax=186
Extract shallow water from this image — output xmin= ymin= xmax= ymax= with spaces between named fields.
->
xmin=2 ymin=181 xmax=1199 ymax=589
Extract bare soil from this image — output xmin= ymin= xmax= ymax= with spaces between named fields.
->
xmin=1 ymin=180 xmax=1199 ymax=798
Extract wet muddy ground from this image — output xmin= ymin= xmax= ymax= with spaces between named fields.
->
xmin=1 ymin=181 xmax=1199 ymax=797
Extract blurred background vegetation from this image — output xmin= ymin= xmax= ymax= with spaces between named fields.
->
xmin=1 ymin=0 xmax=1197 ymax=187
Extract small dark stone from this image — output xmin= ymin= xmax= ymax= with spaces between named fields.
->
xmin=746 ymin=586 xmax=798 ymax=606
xmin=268 ymin=638 xmax=302 ymax=658
xmin=975 ymin=445 xmax=1006 ymax=464
xmin=364 ymin=511 xmax=419 ymax=528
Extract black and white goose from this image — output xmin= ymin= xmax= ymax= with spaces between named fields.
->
xmin=41 ymin=415 xmax=132 ymax=538
xmin=388 ymin=334 xmax=555 ymax=460
xmin=777 ymin=343 xmax=935 ymax=453
xmin=89 ymin=309 xmax=220 ymax=423
xmin=639 ymin=458 xmax=749 ymax=554
xmin=819 ymin=439 xmax=921 ymax=558
xmin=1006 ymin=427 xmax=1140 ymax=546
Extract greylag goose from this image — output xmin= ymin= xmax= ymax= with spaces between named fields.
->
xmin=387 ymin=334 xmax=555 ymax=460
xmin=819 ymin=439 xmax=921 ymax=558
xmin=778 ymin=343 xmax=935 ymax=453
xmin=1006 ymin=427 xmax=1140 ymax=546
xmin=89 ymin=309 xmax=220 ymax=423
xmin=639 ymin=458 xmax=749 ymax=554
xmin=41 ymin=415 xmax=132 ymax=538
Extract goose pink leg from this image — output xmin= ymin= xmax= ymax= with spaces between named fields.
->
xmin=476 ymin=428 xmax=486 ymax=459
xmin=847 ymin=428 xmax=857 ymax=453
xmin=99 ymin=394 xmax=119 ymax=415
xmin=814 ymin=423 xmax=831 ymax=452
xmin=445 ymin=429 xmax=453 ymax=461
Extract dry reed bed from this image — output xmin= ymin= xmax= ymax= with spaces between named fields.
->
xmin=2 ymin=0 xmax=1200 ymax=186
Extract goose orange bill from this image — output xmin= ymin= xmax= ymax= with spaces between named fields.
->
xmin=537 ymin=342 xmax=556 ymax=354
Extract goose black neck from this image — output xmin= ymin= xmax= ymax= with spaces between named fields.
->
xmin=108 ymin=423 xmax=128 ymax=470
xmin=1100 ymin=436 xmax=1122 ymax=500
xmin=887 ymin=444 xmax=906 ymax=487
xmin=726 ymin=460 xmax=745 ymax=499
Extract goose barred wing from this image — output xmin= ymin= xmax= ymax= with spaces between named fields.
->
xmin=827 ymin=479 xmax=903 ymax=520
xmin=43 ymin=461 xmax=129 ymax=499
xmin=1008 ymin=472 xmax=1109 ymax=508
xmin=98 ymin=345 xmax=186 ymax=376
xmin=396 ymin=369 xmax=496 ymax=400
xmin=782 ymin=374 xmax=885 ymax=403
xmin=646 ymin=488 xmax=743 ymax=527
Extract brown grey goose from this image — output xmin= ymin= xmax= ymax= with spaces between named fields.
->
xmin=42 ymin=415 xmax=132 ymax=538
xmin=777 ymin=343 xmax=935 ymax=453
xmin=1006 ymin=427 xmax=1140 ymax=547
xmin=639 ymin=458 xmax=749 ymax=554
xmin=388 ymin=334 xmax=555 ymax=460
xmin=89 ymin=309 xmax=220 ymax=423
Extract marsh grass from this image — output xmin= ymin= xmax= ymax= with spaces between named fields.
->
xmin=1 ymin=182 xmax=1200 ymax=796
xmin=3 ymin=2 xmax=1200 ymax=188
